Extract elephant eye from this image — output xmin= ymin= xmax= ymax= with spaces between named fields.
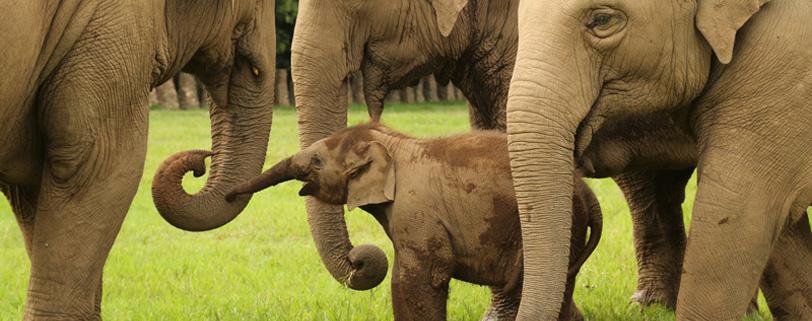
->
xmin=588 ymin=14 xmax=613 ymax=29
xmin=586 ymin=9 xmax=627 ymax=39
xmin=311 ymin=154 xmax=323 ymax=169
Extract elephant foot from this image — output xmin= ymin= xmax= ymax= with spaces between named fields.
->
xmin=630 ymin=286 xmax=677 ymax=310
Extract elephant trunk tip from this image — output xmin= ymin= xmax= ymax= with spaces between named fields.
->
xmin=345 ymin=244 xmax=388 ymax=290
xmin=152 ymin=149 xmax=213 ymax=210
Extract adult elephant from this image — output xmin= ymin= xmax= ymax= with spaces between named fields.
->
xmin=505 ymin=0 xmax=812 ymax=320
xmin=292 ymin=0 xmax=696 ymax=311
xmin=0 ymin=1 xmax=275 ymax=319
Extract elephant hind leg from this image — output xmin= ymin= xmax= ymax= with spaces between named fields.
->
xmin=481 ymin=287 xmax=520 ymax=321
xmin=613 ymin=169 xmax=692 ymax=309
xmin=760 ymin=210 xmax=812 ymax=321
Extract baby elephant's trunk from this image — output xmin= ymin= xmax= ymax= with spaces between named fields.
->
xmin=226 ymin=157 xmax=297 ymax=202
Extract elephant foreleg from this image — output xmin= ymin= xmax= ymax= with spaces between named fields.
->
xmin=22 ymin=65 xmax=148 ymax=319
xmin=760 ymin=210 xmax=812 ymax=321
xmin=2 ymin=184 xmax=38 ymax=256
xmin=613 ymin=169 xmax=692 ymax=309
xmin=677 ymin=165 xmax=790 ymax=320
xmin=23 ymin=126 xmax=146 ymax=320
xmin=391 ymin=229 xmax=453 ymax=321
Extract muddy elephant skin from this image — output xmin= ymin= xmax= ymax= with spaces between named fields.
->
xmin=228 ymin=123 xmax=603 ymax=321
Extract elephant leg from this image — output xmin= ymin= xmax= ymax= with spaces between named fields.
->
xmin=481 ymin=287 xmax=520 ymax=321
xmin=2 ymin=184 xmax=39 ymax=256
xmin=467 ymin=101 xmax=506 ymax=131
xmin=23 ymin=127 xmax=146 ymax=320
xmin=559 ymin=271 xmax=583 ymax=321
xmin=613 ymin=168 xmax=692 ymax=309
xmin=760 ymin=210 xmax=812 ymax=321
xmin=22 ymin=75 xmax=148 ymax=319
xmin=391 ymin=232 xmax=453 ymax=321
xmin=676 ymin=168 xmax=788 ymax=320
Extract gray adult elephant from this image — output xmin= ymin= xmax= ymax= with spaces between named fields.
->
xmin=505 ymin=0 xmax=812 ymax=320
xmin=291 ymin=0 xmax=694 ymax=310
xmin=0 ymin=1 xmax=275 ymax=319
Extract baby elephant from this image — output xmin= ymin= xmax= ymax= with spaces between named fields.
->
xmin=227 ymin=123 xmax=602 ymax=321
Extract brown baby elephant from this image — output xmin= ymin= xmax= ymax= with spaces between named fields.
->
xmin=227 ymin=123 xmax=602 ymax=321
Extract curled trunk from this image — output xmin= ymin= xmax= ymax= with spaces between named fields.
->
xmin=507 ymin=2 xmax=599 ymax=319
xmin=152 ymin=2 xmax=276 ymax=231
xmin=291 ymin=5 xmax=388 ymax=290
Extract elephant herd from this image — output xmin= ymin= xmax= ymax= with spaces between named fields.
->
xmin=0 ymin=0 xmax=810 ymax=320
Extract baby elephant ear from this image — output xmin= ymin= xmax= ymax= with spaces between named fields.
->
xmin=346 ymin=142 xmax=396 ymax=211
xmin=696 ymin=0 xmax=771 ymax=64
xmin=431 ymin=0 xmax=469 ymax=37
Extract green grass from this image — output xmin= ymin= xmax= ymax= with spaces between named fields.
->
xmin=0 ymin=103 xmax=776 ymax=320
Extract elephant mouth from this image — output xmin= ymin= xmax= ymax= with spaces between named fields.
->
xmin=298 ymin=181 xmax=318 ymax=197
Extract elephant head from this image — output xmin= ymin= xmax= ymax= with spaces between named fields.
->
xmin=506 ymin=0 xmax=769 ymax=319
xmin=151 ymin=0 xmax=276 ymax=231
xmin=291 ymin=0 xmax=470 ymax=289
xmin=226 ymin=125 xmax=393 ymax=290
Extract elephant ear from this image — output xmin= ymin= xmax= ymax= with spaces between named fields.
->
xmin=431 ymin=0 xmax=469 ymax=37
xmin=346 ymin=141 xmax=395 ymax=211
xmin=696 ymin=0 xmax=771 ymax=64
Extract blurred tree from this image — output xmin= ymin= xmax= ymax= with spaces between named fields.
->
xmin=276 ymin=0 xmax=298 ymax=70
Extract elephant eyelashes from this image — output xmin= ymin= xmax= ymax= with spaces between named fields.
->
xmin=586 ymin=9 xmax=626 ymax=39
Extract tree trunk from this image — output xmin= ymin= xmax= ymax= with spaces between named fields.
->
xmin=399 ymin=88 xmax=415 ymax=104
xmin=176 ymin=73 xmax=200 ymax=109
xmin=275 ymin=69 xmax=291 ymax=106
xmin=385 ymin=91 xmax=399 ymax=104
xmin=446 ymin=84 xmax=457 ymax=101
xmin=155 ymin=80 xmax=180 ymax=110
xmin=148 ymin=89 xmax=159 ymax=107
xmin=414 ymin=84 xmax=425 ymax=103
xmin=350 ymin=72 xmax=365 ymax=104
xmin=423 ymin=77 xmax=439 ymax=102
xmin=437 ymin=83 xmax=449 ymax=101
xmin=455 ymin=87 xmax=465 ymax=102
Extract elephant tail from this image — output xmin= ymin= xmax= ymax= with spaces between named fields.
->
xmin=568 ymin=180 xmax=603 ymax=278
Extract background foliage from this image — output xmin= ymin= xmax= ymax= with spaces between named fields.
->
xmin=276 ymin=0 xmax=299 ymax=69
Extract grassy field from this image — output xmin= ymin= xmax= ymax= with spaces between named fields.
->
xmin=0 ymin=103 xmax=776 ymax=320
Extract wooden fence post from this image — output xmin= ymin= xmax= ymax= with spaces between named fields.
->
xmin=155 ymin=80 xmax=179 ymax=110
xmin=176 ymin=73 xmax=200 ymax=109
xmin=275 ymin=69 xmax=291 ymax=106
xmin=423 ymin=77 xmax=439 ymax=102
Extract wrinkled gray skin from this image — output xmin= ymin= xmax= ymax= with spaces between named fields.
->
xmin=291 ymin=0 xmax=704 ymax=312
xmin=506 ymin=0 xmax=812 ymax=320
xmin=0 ymin=1 xmax=275 ymax=319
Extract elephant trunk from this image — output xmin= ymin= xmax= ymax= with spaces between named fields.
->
xmin=290 ymin=6 xmax=388 ymax=291
xmin=225 ymin=157 xmax=298 ymax=202
xmin=151 ymin=5 xmax=276 ymax=231
xmin=507 ymin=2 xmax=600 ymax=320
